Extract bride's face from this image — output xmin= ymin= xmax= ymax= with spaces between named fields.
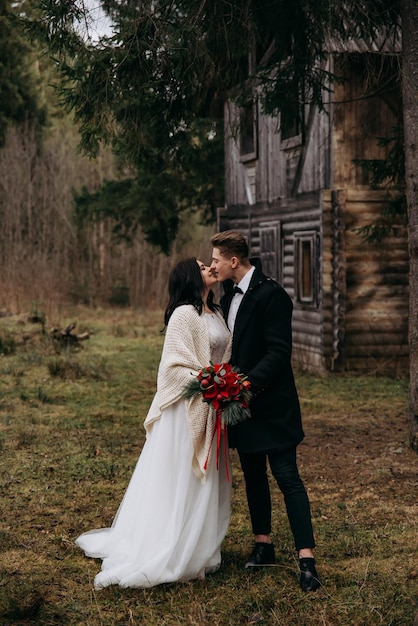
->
xmin=197 ymin=260 xmax=218 ymax=289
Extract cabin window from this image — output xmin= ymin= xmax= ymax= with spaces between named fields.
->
xmin=239 ymin=101 xmax=258 ymax=162
xmin=280 ymin=83 xmax=303 ymax=149
xmin=259 ymin=223 xmax=281 ymax=281
xmin=281 ymin=105 xmax=301 ymax=142
xmin=295 ymin=232 xmax=316 ymax=304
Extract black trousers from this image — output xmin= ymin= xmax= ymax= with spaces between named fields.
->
xmin=238 ymin=447 xmax=315 ymax=551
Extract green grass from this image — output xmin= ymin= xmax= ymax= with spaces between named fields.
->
xmin=0 ymin=308 xmax=417 ymax=625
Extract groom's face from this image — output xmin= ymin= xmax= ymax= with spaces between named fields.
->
xmin=210 ymin=247 xmax=237 ymax=282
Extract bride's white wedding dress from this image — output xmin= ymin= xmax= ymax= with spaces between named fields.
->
xmin=76 ymin=313 xmax=231 ymax=589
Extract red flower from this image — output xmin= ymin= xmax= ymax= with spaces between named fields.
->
xmin=183 ymin=363 xmax=252 ymax=423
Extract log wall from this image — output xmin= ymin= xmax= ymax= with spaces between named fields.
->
xmin=219 ymin=188 xmax=409 ymax=375
xmin=322 ymin=188 xmax=409 ymax=374
xmin=218 ymin=193 xmax=324 ymax=372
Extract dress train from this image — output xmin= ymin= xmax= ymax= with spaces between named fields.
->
xmin=76 ymin=399 xmax=231 ymax=588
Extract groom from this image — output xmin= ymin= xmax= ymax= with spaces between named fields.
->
xmin=210 ymin=230 xmax=320 ymax=592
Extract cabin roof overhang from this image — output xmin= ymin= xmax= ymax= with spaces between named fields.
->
xmin=325 ymin=23 xmax=402 ymax=55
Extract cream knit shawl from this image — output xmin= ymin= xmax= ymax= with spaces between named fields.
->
xmin=144 ymin=305 xmax=231 ymax=479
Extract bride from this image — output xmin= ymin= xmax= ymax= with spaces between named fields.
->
xmin=76 ymin=258 xmax=232 ymax=588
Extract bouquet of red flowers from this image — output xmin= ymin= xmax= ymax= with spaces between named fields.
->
xmin=182 ymin=362 xmax=252 ymax=426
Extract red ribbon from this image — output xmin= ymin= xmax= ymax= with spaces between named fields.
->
xmin=203 ymin=409 xmax=230 ymax=482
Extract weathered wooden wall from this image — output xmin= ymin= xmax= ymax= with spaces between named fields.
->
xmin=332 ymin=55 xmax=402 ymax=188
xmin=224 ymin=97 xmax=331 ymax=206
xmin=218 ymin=194 xmax=324 ymax=372
xmin=220 ymin=188 xmax=408 ymax=375
xmin=328 ymin=189 xmax=409 ymax=374
xmin=221 ymin=53 xmax=408 ymax=374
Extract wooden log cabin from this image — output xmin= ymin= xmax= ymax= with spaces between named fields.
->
xmin=218 ymin=38 xmax=408 ymax=375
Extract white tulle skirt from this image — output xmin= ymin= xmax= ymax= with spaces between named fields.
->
xmin=75 ymin=399 xmax=231 ymax=589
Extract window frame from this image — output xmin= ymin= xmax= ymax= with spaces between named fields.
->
xmin=239 ymin=100 xmax=258 ymax=163
xmin=294 ymin=231 xmax=317 ymax=305
xmin=280 ymin=84 xmax=304 ymax=150
xmin=259 ymin=222 xmax=282 ymax=282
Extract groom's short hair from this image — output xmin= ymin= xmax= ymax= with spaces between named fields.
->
xmin=211 ymin=231 xmax=249 ymax=261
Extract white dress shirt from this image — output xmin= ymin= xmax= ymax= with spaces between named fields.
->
xmin=227 ymin=266 xmax=255 ymax=332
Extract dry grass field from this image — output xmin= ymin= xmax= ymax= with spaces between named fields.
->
xmin=0 ymin=307 xmax=417 ymax=625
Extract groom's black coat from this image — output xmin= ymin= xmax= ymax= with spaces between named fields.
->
xmin=220 ymin=261 xmax=304 ymax=454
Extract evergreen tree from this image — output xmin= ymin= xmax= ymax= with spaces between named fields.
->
xmin=0 ymin=0 xmax=47 ymax=142
xmin=27 ymin=0 xmax=403 ymax=251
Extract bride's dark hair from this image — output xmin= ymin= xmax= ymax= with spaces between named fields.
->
xmin=164 ymin=258 xmax=217 ymax=326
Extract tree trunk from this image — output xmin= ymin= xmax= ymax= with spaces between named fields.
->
xmin=401 ymin=0 xmax=418 ymax=450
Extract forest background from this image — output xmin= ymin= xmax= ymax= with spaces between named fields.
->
xmin=0 ymin=0 xmax=218 ymax=318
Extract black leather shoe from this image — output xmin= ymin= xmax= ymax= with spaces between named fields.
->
xmin=245 ymin=542 xmax=276 ymax=568
xmin=299 ymin=558 xmax=321 ymax=591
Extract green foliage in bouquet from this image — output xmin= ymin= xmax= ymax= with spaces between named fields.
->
xmin=183 ymin=363 xmax=252 ymax=426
